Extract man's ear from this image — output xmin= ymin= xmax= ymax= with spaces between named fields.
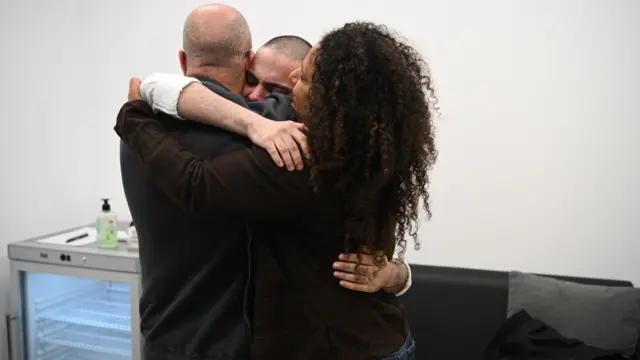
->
xmin=246 ymin=50 xmax=255 ymax=71
xmin=178 ymin=50 xmax=188 ymax=75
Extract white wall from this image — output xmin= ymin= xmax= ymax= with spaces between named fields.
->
xmin=1 ymin=0 xmax=638 ymax=358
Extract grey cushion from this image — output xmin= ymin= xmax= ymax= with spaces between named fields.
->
xmin=508 ymin=271 xmax=640 ymax=356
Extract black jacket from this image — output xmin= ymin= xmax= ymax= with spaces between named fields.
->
xmin=120 ymin=77 xmax=292 ymax=360
xmin=485 ymin=310 xmax=636 ymax=360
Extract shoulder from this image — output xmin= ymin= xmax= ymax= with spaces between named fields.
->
xmin=248 ymin=94 xmax=295 ymax=121
xmin=198 ymin=79 xmax=250 ymax=108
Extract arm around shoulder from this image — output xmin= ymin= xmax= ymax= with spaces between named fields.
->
xmin=115 ymin=100 xmax=311 ymax=221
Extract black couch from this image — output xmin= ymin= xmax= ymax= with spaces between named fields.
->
xmin=402 ymin=264 xmax=634 ymax=360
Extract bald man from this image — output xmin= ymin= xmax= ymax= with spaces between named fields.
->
xmin=244 ymin=35 xmax=312 ymax=100
xmin=120 ymin=5 xmax=288 ymax=360
xmin=178 ymin=4 xmax=252 ymax=93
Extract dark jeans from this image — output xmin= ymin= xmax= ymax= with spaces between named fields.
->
xmin=379 ymin=335 xmax=415 ymax=360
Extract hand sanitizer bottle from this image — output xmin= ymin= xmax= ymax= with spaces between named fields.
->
xmin=97 ymin=198 xmax=118 ymax=249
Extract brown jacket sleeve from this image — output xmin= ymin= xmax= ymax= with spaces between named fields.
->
xmin=114 ymin=100 xmax=312 ymax=221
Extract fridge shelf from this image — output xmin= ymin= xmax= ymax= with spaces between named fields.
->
xmin=36 ymin=342 xmax=130 ymax=360
xmin=40 ymin=353 xmax=129 ymax=360
xmin=37 ymin=297 xmax=132 ymax=331
xmin=38 ymin=323 xmax=132 ymax=358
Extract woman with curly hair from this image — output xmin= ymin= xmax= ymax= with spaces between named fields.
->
xmin=116 ymin=22 xmax=437 ymax=360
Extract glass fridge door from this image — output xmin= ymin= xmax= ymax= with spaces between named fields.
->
xmin=18 ymin=271 xmax=133 ymax=360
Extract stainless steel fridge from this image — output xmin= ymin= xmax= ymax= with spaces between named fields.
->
xmin=5 ymin=226 xmax=142 ymax=360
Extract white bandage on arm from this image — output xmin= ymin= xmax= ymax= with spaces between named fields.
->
xmin=139 ymin=73 xmax=201 ymax=119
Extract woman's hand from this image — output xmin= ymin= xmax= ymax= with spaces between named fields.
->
xmin=247 ymin=120 xmax=309 ymax=171
xmin=128 ymin=77 xmax=143 ymax=101
xmin=333 ymin=252 xmax=408 ymax=294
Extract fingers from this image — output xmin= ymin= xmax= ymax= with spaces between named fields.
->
xmin=255 ymin=120 xmax=309 ymax=170
xmin=265 ymin=141 xmax=284 ymax=168
xmin=333 ymin=261 xmax=376 ymax=276
xmin=277 ymin=132 xmax=304 ymax=171
xmin=292 ymin=131 xmax=310 ymax=159
xmin=333 ymin=257 xmax=384 ymax=293
xmin=275 ymin=138 xmax=296 ymax=171
xmin=338 ymin=253 xmax=377 ymax=266
xmin=294 ymin=123 xmax=310 ymax=158
xmin=338 ymin=281 xmax=376 ymax=293
xmin=128 ymin=77 xmax=142 ymax=101
xmin=287 ymin=138 xmax=304 ymax=170
xmin=334 ymin=267 xmax=377 ymax=293
xmin=283 ymin=121 xmax=306 ymax=166
xmin=273 ymin=122 xmax=306 ymax=171
xmin=333 ymin=271 xmax=368 ymax=284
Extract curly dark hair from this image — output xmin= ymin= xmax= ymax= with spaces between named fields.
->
xmin=305 ymin=22 xmax=438 ymax=259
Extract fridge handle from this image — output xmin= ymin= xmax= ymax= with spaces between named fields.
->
xmin=5 ymin=313 xmax=18 ymax=360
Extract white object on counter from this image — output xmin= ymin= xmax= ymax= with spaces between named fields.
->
xmin=127 ymin=226 xmax=139 ymax=252
xmin=37 ymin=227 xmax=97 ymax=246
xmin=118 ymin=230 xmax=130 ymax=241
xmin=36 ymin=227 xmax=129 ymax=247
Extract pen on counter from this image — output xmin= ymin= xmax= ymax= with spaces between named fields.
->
xmin=66 ymin=233 xmax=89 ymax=243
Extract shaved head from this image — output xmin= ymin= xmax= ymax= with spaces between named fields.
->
xmin=182 ymin=3 xmax=252 ymax=68
xmin=261 ymin=35 xmax=312 ymax=62
xmin=243 ymin=35 xmax=312 ymax=100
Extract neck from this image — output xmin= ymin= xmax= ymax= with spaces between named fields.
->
xmin=186 ymin=66 xmax=245 ymax=94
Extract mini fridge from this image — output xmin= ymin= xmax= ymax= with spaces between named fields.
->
xmin=5 ymin=225 xmax=142 ymax=360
